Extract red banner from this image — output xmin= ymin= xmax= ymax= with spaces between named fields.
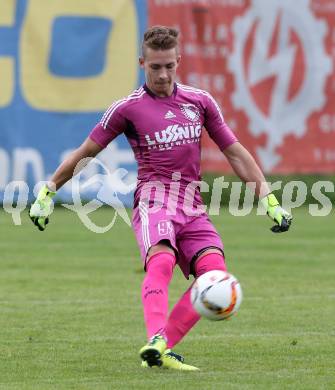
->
xmin=149 ymin=0 xmax=335 ymax=173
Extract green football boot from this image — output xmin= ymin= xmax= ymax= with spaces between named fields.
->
xmin=139 ymin=334 xmax=167 ymax=367
xmin=141 ymin=349 xmax=199 ymax=371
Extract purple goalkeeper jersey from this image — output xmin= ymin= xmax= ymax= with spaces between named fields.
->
xmin=89 ymin=83 xmax=238 ymax=207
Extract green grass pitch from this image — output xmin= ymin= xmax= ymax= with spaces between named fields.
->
xmin=0 ymin=207 xmax=334 ymax=389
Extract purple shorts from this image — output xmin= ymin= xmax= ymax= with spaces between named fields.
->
xmin=132 ymin=201 xmax=224 ymax=279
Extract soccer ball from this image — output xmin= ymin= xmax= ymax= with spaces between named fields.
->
xmin=191 ymin=270 xmax=243 ymax=321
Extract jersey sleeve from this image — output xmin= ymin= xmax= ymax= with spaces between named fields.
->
xmin=89 ymin=101 xmax=126 ymax=148
xmin=203 ymin=93 xmax=238 ymax=151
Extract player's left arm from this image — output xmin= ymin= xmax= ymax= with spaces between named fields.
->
xmin=203 ymin=92 xmax=292 ymax=232
xmin=223 ymin=142 xmax=292 ymax=233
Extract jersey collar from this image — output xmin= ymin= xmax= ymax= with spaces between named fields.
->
xmin=143 ymin=83 xmax=178 ymax=99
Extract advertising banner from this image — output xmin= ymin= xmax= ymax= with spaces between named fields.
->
xmin=0 ymin=0 xmax=146 ymax=204
xmin=149 ymin=0 xmax=335 ymax=173
xmin=1 ymin=0 xmax=334 ymax=212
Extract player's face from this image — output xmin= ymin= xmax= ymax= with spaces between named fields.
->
xmin=140 ymin=48 xmax=181 ymax=97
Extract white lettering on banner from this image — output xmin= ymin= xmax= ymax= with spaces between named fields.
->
xmin=182 ymin=22 xmax=229 ymax=59
xmin=0 ymin=144 xmax=136 ymax=201
xmin=12 ymin=148 xmax=45 ymax=183
xmin=319 ymin=114 xmax=335 ymax=133
xmin=228 ymin=0 xmax=333 ymax=172
xmin=0 ymin=148 xmax=45 ymax=188
xmin=183 ymin=43 xmax=228 ymax=59
xmin=314 ymin=148 xmax=335 ymax=163
xmin=186 ymin=73 xmax=225 ymax=92
xmin=0 ymin=148 xmax=10 ymax=190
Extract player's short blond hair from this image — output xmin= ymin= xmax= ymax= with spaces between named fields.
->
xmin=142 ymin=25 xmax=179 ymax=57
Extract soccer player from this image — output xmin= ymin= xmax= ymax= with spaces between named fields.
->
xmin=30 ymin=26 xmax=292 ymax=370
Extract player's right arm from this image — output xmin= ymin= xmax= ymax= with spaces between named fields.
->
xmin=49 ymin=137 xmax=103 ymax=191
xmin=30 ymin=95 xmax=128 ymax=231
xmin=29 ymin=137 xmax=103 ymax=231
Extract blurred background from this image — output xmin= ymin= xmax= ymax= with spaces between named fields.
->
xmin=0 ymin=0 xmax=334 ymax=205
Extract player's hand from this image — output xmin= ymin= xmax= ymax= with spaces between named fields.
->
xmin=261 ymin=193 xmax=292 ymax=233
xmin=29 ymin=185 xmax=56 ymax=231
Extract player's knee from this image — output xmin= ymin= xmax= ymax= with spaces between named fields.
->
xmin=147 ymin=241 xmax=174 ymax=258
xmin=194 ymin=251 xmax=227 ymax=278
xmin=146 ymin=250 xmax=176 ymax=278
